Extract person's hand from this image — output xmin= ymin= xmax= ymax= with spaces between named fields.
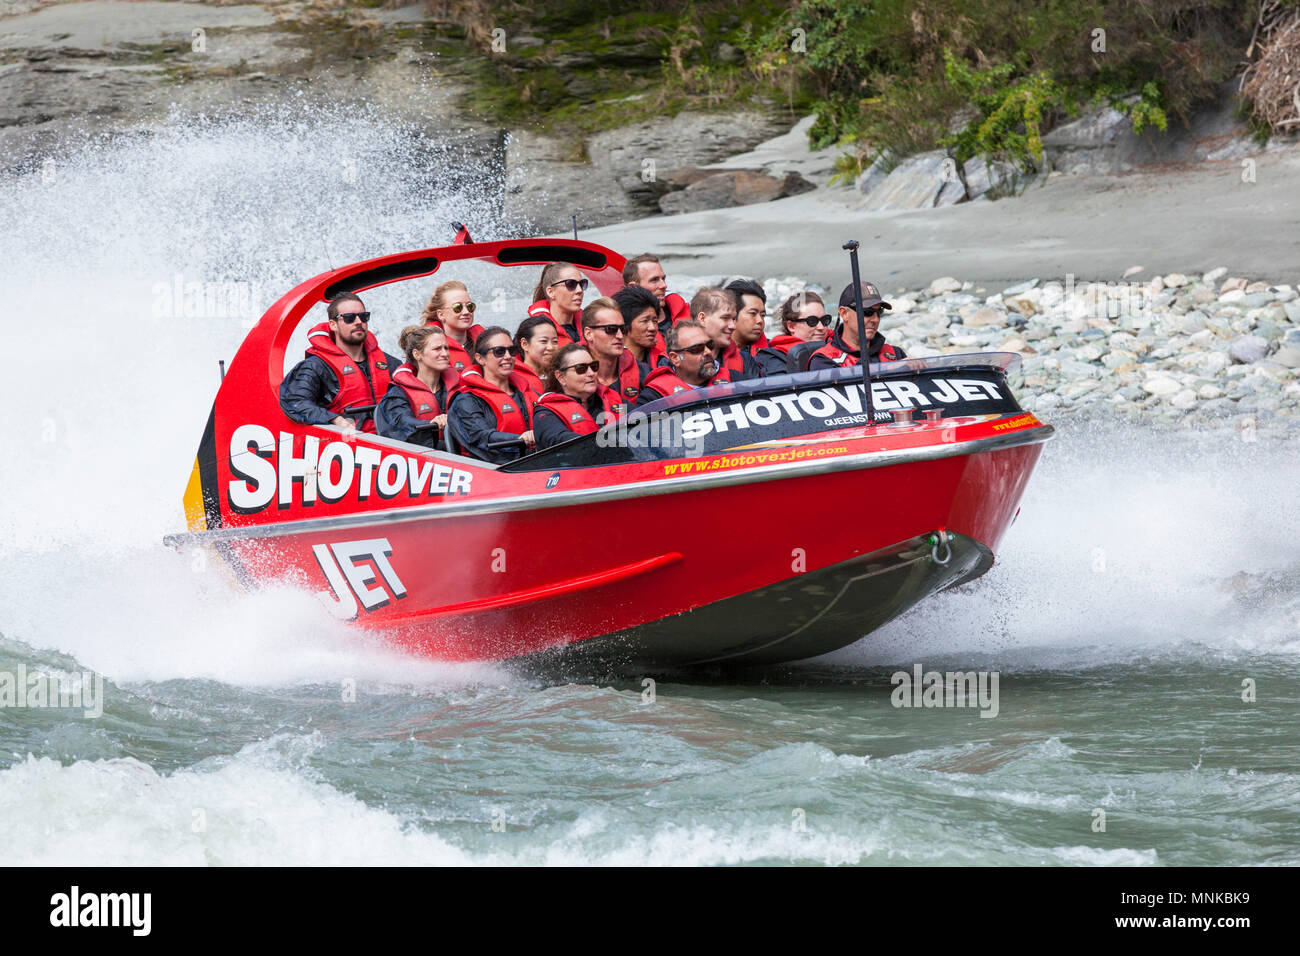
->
xmin=433 ymin=414 xmax=448 ymax=429
xmin=331 ymin=416 xmax=356 ymax=428
xmin=521 ymin=430 xmax=535 ymax=446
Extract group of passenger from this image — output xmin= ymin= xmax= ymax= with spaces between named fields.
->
xmin=278 ymin=254 xmax=906 ymax=464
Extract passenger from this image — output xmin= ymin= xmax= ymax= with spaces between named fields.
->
xmin=420 ymin=280 xmax=480 ymax=374
xmin=377 ymin=325 xmax=454 ymax=449
xmin=614 ymin=284 xmax=667 ymax=373
xmin=446 ymin=326 xmax=536 ymax=463
xmin=581 ymin=297 xmax=641 ymax=419
xmin=513 ymin=315 xmax=557 ymax=407
xmin=809 ymin=280 xmax=908 ymax=372
xmin=528 ymin=262 xmax=587 ymax=346
xmin=725 ymin=279 xmax=770 ymax=354
xmin=754 ymin=290 xmax=831 ymax=376
xmin=692 ymin=286 xmax=758 ymax=382
xmin=279 ymin=292 xmax=398 ymax=432
xmin=636 ymin=319 xmax=715 ymax=407
xmin=532 ymin=343 xmax=606 ymax=450
xmin=622 ymin=252 xmax=690 ymax=337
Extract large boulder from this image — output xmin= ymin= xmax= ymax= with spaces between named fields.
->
xmin=658 ymin=169 xmax=815 ymax=215
xmin=963 ymin=155 xmax=1026 ymax=199
xmin=859 ymin=150 xmax=966 ymax=211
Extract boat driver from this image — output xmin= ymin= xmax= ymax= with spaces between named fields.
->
xmin=279 ymin=292 xmax=400 ymax=432
xmin=808 ymin=281 xmax=907 ymax=371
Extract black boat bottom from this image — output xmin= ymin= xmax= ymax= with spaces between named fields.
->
xmin=538 ymin=530 xmax=991 ymax=670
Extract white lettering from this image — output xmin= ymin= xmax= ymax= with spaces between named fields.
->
xmin=317 ymin=441 xmax=354 ymax=501
xmin=277 ymin=432 xmax=318 ymax=507
xmin=928 ymin=379 xmax=961 ymax=403
xmin=430 ymin=464 xmax=451 ymax=495
xmin=354 ymin=447 xmax=381 ymax=500
xmin=887 ymin=380 xmax=929 ymax=406
xmin=449 ymin=469 xmax=473 ymax=496
xmin=407 ymin=458 xmax=433 ymax=495
xmin=376 ymin=454 xmax=406 ymax=497
xmin=227 ymin=424 xmax=276 ymax=511
xmin=745 ymin=397 xmax=781 ymax=425
xmin=796 ymin=390 xmax=836 ymax=417
xmin=869 ymin=381 xmax=901 ymax=410
xmin=680 ymin=412 xmax=712 ymax=441
xmin=954 ymin=380 xmax=989 ymax=402
xmin=710 ymin=403 xmax=750 ymax=433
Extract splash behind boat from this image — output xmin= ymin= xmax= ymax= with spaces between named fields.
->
xmin=165 ymin=233 xmax=1053 ymax=667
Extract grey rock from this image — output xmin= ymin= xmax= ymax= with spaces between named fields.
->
xmin=1228 ymin=335 xmax=1268 ymax=364
xmin=963 ymin=155 xmax=1025 ymax=199
xmin=658 ymin=169 xmax=815 ymax=215
xmin=854 ymin=153 xmax=892 ymax=196
xmin=1284 ymin=302 xmax=1300 ymax=323
xmin=1272 ymin=346 xmax=1300 ymax=368
xmin=1002 ymin=278 xmax=1040 ymax=297
xmin=861 ymin=150 xmax=965 ymax=211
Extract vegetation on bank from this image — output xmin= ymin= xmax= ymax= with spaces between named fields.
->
xmin=294 ymin=1 xmax=1293 ymax=169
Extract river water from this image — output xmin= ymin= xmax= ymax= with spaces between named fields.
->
xmin=2 ymin=114 xmax=1297 ymax=865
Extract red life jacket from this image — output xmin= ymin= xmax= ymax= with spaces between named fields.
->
xmin=528 ymin=300 xmax=579 ymax=347
xmin=511 ymin=363 xmax=546 ymax=409
xmin=639 ymin=366 xmax=694 ymax=402
xmin=719 ymin=342 xmax=748 ymax=380
xmin=535 ymin=391 xmax=599 ymax=436
xmin=745 ymin=332 xmax=770 ymax=354
xmin=305 ymin=322 xmax=392 ymax=433
xmin=665 ymin=292 xmax=691 ymax=325
xmin=811 ymin=340 xmax=904 ymax=368
xmin=763 ymin=334 xmax=804 ymax=355
xmin=390 ymin=363 xmax=447 ymax=421
xmin=424 ymin=318 xmax=478 ymax=374
xmin=455 ymin=370 xmax=530 ymax=434
xmin=628 ymin=333 xmax=668 ymax=370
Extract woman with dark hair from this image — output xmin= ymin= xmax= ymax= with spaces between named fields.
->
xmin=532 ymin=342 xmax=606 ymax=450
xmin=755 ymin=290 xmax=832 ymax=376
xmin=613 ymin=284 xmax=667 ymax=373
xmin=446 ymin=326 xmax=535 ymax=463
xmin=377 ymin=325 xmax=455 ymax=448
xmin=513 ymin=314 xmax=558 ymax=407
xmin=420 ymin=280 xmax=480 ymax=373
xmin=527 ymin=261 xmax=587 ymax=346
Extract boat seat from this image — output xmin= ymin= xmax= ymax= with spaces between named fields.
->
xmin=787 ymin=341 xmax=822 ymax=373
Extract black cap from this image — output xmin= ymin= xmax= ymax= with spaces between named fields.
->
xmin=839 ymin=280 xmax=891 ymax=311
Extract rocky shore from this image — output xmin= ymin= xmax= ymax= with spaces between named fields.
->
xmin=673 ymin=270 xmax=1300 ymax=433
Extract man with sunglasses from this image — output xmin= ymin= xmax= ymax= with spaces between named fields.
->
xmin=808 ymin=280 xmax=907 ymax=372
xmin=581 ymin=297 xmax=642 ymax=419
xmin=636 ymin=320 xmax=716 ymax=408
xmin=755 ymin=290 xmax=832 ymax=376
xmin=279 ymin=292 xmax=399 ymax=432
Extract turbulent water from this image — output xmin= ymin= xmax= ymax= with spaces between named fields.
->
xmin=2 ymin=113 xmax=1298 ymax=865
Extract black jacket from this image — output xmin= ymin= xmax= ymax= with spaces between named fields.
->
xmin=447 ymin=388 xmax=531 ymax=464
xmin=808 ymin=330 xmax=905 ymax=372
xmin=376 ymin=379 xmax=448 ymax=449
xmin=278 ymin=352 xmax=400 ymax=426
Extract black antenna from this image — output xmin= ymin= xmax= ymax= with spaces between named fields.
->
xmin=571 ymin=215 xmax=578 ymax=240
xmin=218 ymin=359 xmax=226 ymax=382
xmin=842 ymin=240 xmax=875 ymax=424
xmin=320 ymin=238 xmax=335 ymax=272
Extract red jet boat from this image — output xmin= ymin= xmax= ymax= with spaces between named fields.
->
xmin=166 ymin=232 xmax=1053 ymax=667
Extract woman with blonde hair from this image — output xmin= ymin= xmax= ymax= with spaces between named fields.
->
xmin=421 ymin=279 xmax=482 ymax=373
xmin=377 ymin=325 xmax=456 ymax=448
xmin=526 ymin=261 xmax=587 ymax=346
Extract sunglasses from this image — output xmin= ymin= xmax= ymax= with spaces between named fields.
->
xmin=335 ymin=311 xmax=371 ymax=324
xmin=548 ymin=278 xmax=590 ymax=293
xmin=479 ymin=345 xmax=519 ymax=359
xmin=559 ymin=361 xmax=600 ymax=374
xmin=792 ymin=315 xmax=833 ymax=328
xmin=447 ymin=302 xmax=476 ymax=314
xmin=587 ymin=323 xmax=626 ymax=336
xmin=672 ymin=342 xmax=715 ymax=356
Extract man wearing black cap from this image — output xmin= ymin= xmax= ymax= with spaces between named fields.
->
xmin=808 ymin=280 xmax=907 ymax=371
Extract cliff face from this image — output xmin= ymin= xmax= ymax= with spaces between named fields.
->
xmin=0 ymin=0 xmax=796 ymax=230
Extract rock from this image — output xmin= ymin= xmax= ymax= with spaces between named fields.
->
xmin=1002 ymin=279 xmax=1039 ymax=297
xmin=1203 ymin=267 xmax=1228 ymax=284
xmin=658 ymin=169 xmax=815 ymax=214
xmin=1163 ymin=273 xmax=1189 ymax=287
xmin=1219 ymin=277 xmax=1248 ymax=294
xmin=1075 ymin=343 xmax=1104 ymax=362
xmin=854 ymin=152 xmax=891 ymax=196
xmin=1283 ymin=328 xmax=1300 ymax=348
xmin=935 ymin=175 xmax=966 ymax=207
xmin=1170 ymin=388 xmax=1199 ymax=409
xmin=1228 ymin=335 xmax=1268 ymax=364
xmin=963 ymin=155 xmax=1024 ymax=199
xmin=966 ymin=307 xmax=1005 ymax=327
xmin=1218 ymin=289 xmax=1246 ymax=304
xmin=1272 ymin=346 xmax=1300 ymax=368
xmin=1177 ymin=312 xmax=1208 ymax=334
xmin=1102 ymin=349 xmax=1136 ymax=369
xmin=1142 ymin=376 xmax=1182 ymax=396
xmin=1283 ymin=301 xmax=1300 ymax=323
xmin=929 ymin=277 xmax=962 ymax=296
xmin=1006 ymin=297 xmax=1038 ymax=317
xmin=861 ymin=150 xmax=965 ymax=211
xmin=1123 ymin=265 xmax=1145 ymax=278
xmin=890 ymin=297 xmax=916 ymax=313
